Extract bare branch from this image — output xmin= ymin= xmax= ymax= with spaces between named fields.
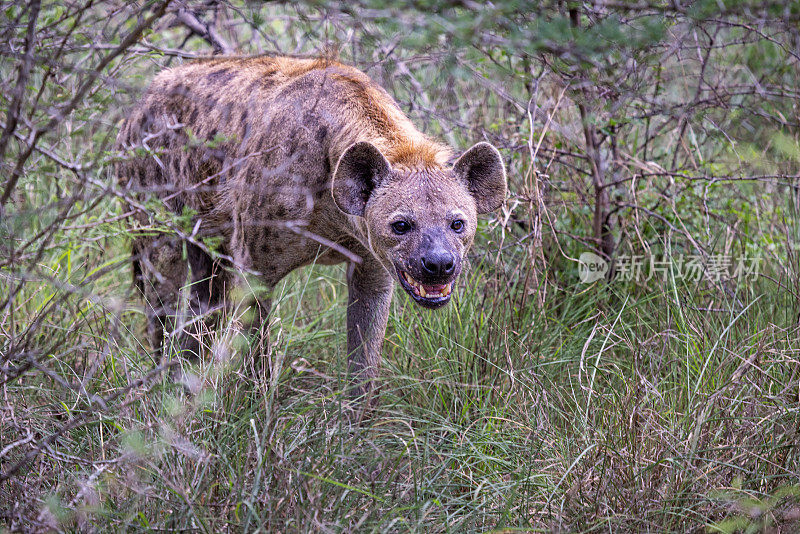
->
xmin=0 ymin=0 xmax=174 ymax=207
xmin=0 ymin=0 xmax=40 ymax=166
xmin=174 ymin=6 xmax=235 ymax=55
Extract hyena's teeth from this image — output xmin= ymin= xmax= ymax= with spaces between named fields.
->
xmin=402 ymin=271 xmax=453 ymax=299
xmin=403 ymin=271 xmax=421 ymax=296
xmin=403 ymin=271 xmax=416 ymax=289
xmin=421 ymin=281 xmax=451 ymax=298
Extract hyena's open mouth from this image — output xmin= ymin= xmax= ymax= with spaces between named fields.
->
xmin=395 ymin=266 xmax=454 ymax=309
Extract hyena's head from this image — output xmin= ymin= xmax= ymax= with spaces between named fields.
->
xmin=332 ymin=141 xmax=506 ymax=308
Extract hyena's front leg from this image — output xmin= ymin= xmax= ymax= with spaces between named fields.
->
xmin=346 ymin=259 xmax=394 ymax=401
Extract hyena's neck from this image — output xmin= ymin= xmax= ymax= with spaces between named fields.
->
xmin=329 ymin=121 xmax=453 ymax=174
xmin=342 ymin=214 xmax=386 ymax=269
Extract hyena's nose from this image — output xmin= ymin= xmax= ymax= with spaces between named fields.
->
xmin=421 ymin=250 xmax=455 ymax=277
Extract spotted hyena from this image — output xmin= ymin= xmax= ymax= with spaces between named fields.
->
xmin=116 ymin=56 xmax=506 ymax=397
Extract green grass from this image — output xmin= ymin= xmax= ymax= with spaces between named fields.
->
xmin=3 ymin=3 xmax=800 ymax=530
xmin=3 ymin=225 xmax=800 ymax=531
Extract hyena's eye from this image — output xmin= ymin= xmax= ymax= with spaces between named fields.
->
xmin=391 ymin=220 xmax=411 ymax=235
xmin=451 ymin=219 xmax=465 ymax=233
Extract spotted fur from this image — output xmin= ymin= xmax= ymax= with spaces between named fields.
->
xmin=116 ymin=56 xmax=506 ymax=398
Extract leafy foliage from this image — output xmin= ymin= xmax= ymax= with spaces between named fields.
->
xmin=1 ymin=0 xmax=799 ymax=532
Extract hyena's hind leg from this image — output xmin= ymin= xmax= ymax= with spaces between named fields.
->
xmin=227 ymin=270 xmax=274 ymax=375
xmin=133 ymin=235 xmax=228 ymax=362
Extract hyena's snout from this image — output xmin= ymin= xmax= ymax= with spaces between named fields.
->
xmin=420 ymin=248 xmax=456 ymax=279
xmin=396 ymin=232 xmax=461 ymax=309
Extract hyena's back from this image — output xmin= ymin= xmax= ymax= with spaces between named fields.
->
xmin=116 ymin=56 xmax=435 ymax=222
xmin=118 ymin=57 xmax=338 ymax=220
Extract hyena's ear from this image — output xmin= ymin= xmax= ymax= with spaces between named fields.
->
xmin=453 ymin=142 xmax=507 ymax=214
xmin=332 ymin=142 xmax=392 ymax=217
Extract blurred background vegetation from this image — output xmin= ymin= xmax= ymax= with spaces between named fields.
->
xmin=1 ymin=0 xmax=799 ymax=531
